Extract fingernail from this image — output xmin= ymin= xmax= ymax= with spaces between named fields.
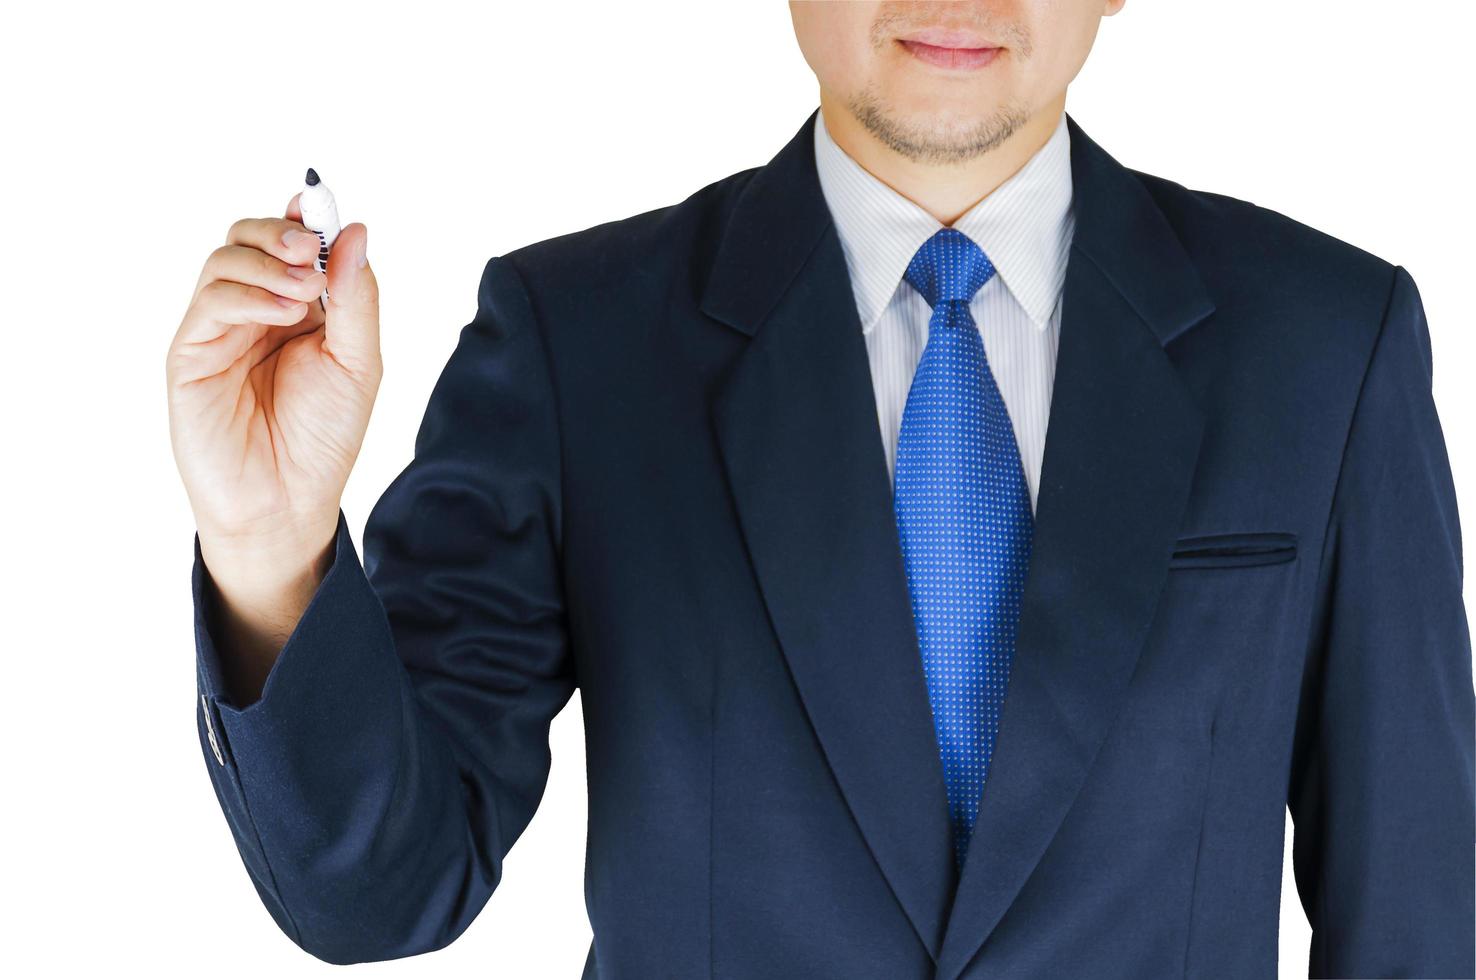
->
xmin=356 ymin=232 xmax=368 ymax=269
xmin=282 ymin=229 xmax=317 ymax=248
xmin=275 ymin=295 xmax=304 ymax=308
xmin=285 ymin=265 xmax=319 ymax=280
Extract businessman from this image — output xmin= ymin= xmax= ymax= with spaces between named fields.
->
xmin=166 ymin=1 xmax=1475 ymax=977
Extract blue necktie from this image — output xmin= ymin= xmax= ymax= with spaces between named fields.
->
xmin=894 ymin=228 xmax=1035 ymax=869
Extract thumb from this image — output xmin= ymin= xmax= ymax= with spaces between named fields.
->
xmin=322 ymin=222 xmax=380 ymax=374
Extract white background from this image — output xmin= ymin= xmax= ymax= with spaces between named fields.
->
xmin=3 ymin=1 xmax=1471 ymax=976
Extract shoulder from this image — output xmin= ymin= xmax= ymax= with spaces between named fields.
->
xmin=490 ymin=164 xmax=761 ymax=321
xmin=1125 ymin=167 xmax=1438 ymax=432
xmin=1121 ymin=166 xmax=1422 ymax=401
xmin=1125 ymin=166 xmax=1402 ymax=322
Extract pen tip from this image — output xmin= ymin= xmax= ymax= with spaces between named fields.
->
xmin=305 ymin=168 xmax=320 ymax=186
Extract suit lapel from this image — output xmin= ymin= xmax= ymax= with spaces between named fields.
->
xmin=704 ymin=108 xmax=958 ymax=958
xmin=933 ymin=116 xmax=1216 ymax=979
xmin=700 ymin=108 xmax=1217 ymax=973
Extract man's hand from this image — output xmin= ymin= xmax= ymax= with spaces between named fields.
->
xmin=166 ymin=195 xmax=381 ymax=702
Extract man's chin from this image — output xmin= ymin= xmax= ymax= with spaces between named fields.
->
xmin=848 ymin=91 xmax=1031 ymax=164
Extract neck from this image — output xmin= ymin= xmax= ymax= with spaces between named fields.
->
xmin=817 ymin=89 xmax=1066 ymax=226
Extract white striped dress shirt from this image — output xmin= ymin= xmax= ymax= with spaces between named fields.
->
xmin=812 ymin=107 xmax=1075 ymax=516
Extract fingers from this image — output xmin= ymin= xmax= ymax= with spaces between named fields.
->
xmin=196 ymin=242 xmax=327 ymax=307
xmin=224 ymin=215 xmax=322 ymax=268
xmin=179 ymin=279 xmax=316 ymax=345
xmin=177 ymin=213 xmax=332 ymax=347
xmin=175 ymin=211 xmax=371 ymax=375
xmin=321 ymin=222 xmax=381 ymax=376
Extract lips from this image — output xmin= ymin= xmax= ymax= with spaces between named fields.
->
xmin=899 ymin=37 xmax=1002 ymax=70
xmin=902 ymin=28 xmax=999 ymax=49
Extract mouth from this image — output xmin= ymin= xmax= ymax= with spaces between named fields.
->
xmin=897 ymin=30 xmax=1003 ymax=71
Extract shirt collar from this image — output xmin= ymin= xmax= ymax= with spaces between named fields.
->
xmin=813 ymin=105 xmax=1075 ymax=334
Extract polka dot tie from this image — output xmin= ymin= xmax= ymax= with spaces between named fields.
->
xmin=894 ymin=228 xmax=1034 ymax=869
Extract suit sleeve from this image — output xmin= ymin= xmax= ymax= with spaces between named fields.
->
xmin=1288 ymin=265 xmax=1475 ymax=979
xmin=190 ymin=254 xmax=576 ymax=965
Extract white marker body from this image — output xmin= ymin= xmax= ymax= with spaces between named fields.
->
xmin=299 ymin=178 xmax=341 ymax=304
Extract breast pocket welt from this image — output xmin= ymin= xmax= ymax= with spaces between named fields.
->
xmin=1167 ymin=530 xmax=1298 ymax=570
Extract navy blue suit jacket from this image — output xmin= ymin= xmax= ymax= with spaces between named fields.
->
xmin=192 ymin=109 xmax=1475 ymax=978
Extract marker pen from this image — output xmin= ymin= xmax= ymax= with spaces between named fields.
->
xmin=299 ymin=167 xmax=340 ymax=305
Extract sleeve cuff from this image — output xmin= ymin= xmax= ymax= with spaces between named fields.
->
xmin=193 ymin=507 xmax=362 ymax=718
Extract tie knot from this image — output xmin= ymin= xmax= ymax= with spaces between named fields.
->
xmin=903 ymin=227 xmax=996 ymax=309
